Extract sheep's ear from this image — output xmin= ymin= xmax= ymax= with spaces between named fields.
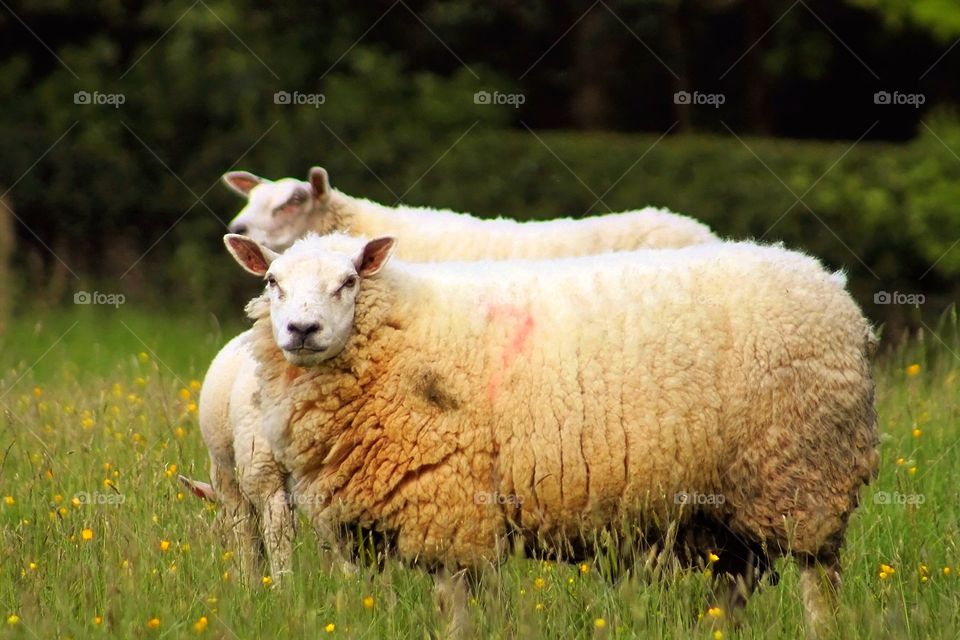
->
xmin=222 ymin=171 xmax=263 ymax=197
xmin=308 ymin=166 xmax=330 ymax=199
xmin=355 ymin=236 xmax=396 ymax=277
xmin=224 ymin=234 xmax=279 ymax=276
xmin=177 ymin=475 xmax=217 ymax=502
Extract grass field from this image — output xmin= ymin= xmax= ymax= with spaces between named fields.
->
xmin=1 ymin=306 xmax=959 ymax=639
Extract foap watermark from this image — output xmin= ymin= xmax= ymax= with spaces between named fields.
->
xmin=674 ymin=491 xmax=726 ymax=506
xmin=474 ymin=90 xmax=525 ymax=108
xmin=474 ymin=491 xmax=523 ymax=506
xmin=75 ymin=491 xmax=125 ymax=506
xmin=874 ymin=91 xmax=925 ymax=108
xmin=274 ymin=91 xmax=326 ymax=108
xmin=874 ymin=291 xmax=924 ymax=308
xmin=74 ymin=90 xmax=126 ymax=109
xmin=674 ymin=90 xmax=725 ymax=108
xmin=74 ymin=291 xmax=125 ymax=308
xmin=873 ymin=491 xmax=925 ymax=506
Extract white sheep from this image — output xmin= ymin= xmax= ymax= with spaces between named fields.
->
xmin=183 ymin=166 xmax=718 ymax=578
xmin=222 ymin=167 xmax=718 ymax=255
xmin=182 ymin=332 xmax=295 ymax=583
xmin=223 ymin=232 xmax=878 ymax=635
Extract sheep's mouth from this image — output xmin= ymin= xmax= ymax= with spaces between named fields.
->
xmin=284 ymin=345 xmax=328 ymax=355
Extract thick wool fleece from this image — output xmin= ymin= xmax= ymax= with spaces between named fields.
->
xmin=250 ymin=238 xmax=878 ymax=570
xmin=310 ymin=191 xmax=718 ymax=261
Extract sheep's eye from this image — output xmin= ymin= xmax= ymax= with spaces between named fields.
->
xmin=336 ymin=276 xmax=358 ymax=294
xmin=266 ymin=275 xmax=277 ymax=287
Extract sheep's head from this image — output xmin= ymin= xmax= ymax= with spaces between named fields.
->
xmin=225 ymin=233 xmax=396 ymax=367
xmin=222 ymin=167 xmax=333 ymax=251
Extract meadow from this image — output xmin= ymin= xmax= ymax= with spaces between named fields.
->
xmin=1 ymin=306 xmax=958 ymax=639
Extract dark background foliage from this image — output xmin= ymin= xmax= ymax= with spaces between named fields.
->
xmin=2 ymin=0 xmax=960 ymax=338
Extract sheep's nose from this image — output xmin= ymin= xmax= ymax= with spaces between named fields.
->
xmin=229 ymin=223 xmax=248 ymax=235
xmin=287 ymin=321 xmax=320 ymax=337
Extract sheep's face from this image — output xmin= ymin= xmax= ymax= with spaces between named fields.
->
xmin=225 ymin=233 xmax=396 ymax=367
xmin=223 ymin=167 xmax=332 ymax=252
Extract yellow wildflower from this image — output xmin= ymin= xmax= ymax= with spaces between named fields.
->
xmin=193 ymin=616 xmax=208 ymax=633
xmin=146 ymin=617 xmax=160 ymax=629
xmin=3 ymin=496 xmax=14 ymax=506
xmin=906 ymin=364 xmax=921 ymax=377
xmin=159 ymin=540 xmax=171 ymax=552
xmin=81 ymin=528 xmax=94 ymax=541
xmin=362 ymin=596 xmax=375 ymax=610
xmin=707 ymin=606 xmax=723 ymax=619
xmin=594 ymin=618 xmax=606 ymax=629
xmin=325 ymin=623 xmax=335 ymax=633
xmin=7 ymin=615 xmax=20 ymax=625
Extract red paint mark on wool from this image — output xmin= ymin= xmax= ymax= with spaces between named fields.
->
xmin=485 ymin=304 xmax=536 ymax=402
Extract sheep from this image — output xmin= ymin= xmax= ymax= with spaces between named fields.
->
xmin=222 ymin=167 xmax=718 ymax=255
xmin=184 ymin=166 xmax=718 ymax=577
xmin=185 ymin=331 xmax=296 ymax=583
xmin=223 ymin=231 xmax=878 ymax=636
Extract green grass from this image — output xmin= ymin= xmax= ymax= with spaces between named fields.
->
xmin=1 ymin=306 xmax=959 ymax=639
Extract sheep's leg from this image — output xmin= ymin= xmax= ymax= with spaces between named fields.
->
xmin=311 ymin=513 xmax=358 ymax=576
xmin=798 ymin=554 xmax=841 ymax=639
xmin=260 ymin=486 xmax=295 ymax=583
xmin=714 ymin=550 xmax=760 ymax=625
xmin=434 ymin=568 xmax=474 ymax=640
xmin=211 ymin=460 xmax=262 ymax=585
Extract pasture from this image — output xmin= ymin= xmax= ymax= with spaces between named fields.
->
xmin=0 ymin=307 xmax=958 ymax=639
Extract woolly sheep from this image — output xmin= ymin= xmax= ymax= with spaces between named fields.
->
xmin=222 ymin=167 xmax=718 ymax=255
xmin=181 ymin=332 xmax=295 ymax=583
xmin=182 ymin=332 xmax=359 ymax=582
xmin=183 ymin=165 xmax=719 ymax=574
xmin=224 ymin=232 xmax=878 ymax=635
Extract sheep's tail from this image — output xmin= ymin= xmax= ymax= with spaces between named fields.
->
xmin=178 ymin=475 xmax=217 ymax=502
